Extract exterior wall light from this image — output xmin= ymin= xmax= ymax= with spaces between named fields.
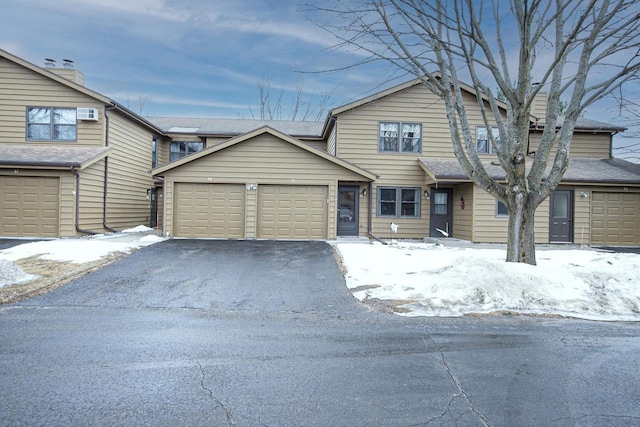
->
xmin=423 ymin=190 xmax=429 ymax=199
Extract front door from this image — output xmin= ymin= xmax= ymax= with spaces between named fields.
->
xmin=149 ymin=187 xmax=158 ymax=228
xmin=337 ymin=186 xmax=359 ymax=236
xmin=550 ymin=189 xmax=574 ymax=243
xmin=430 ymin=188 xmax=453 ymax=237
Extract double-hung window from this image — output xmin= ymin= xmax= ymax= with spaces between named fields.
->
xmin=379 ymin=122 xmax=422 ymax=153
xmin=170 ymin=141 xmax=204 ymax=161
xmin=378 ymin=187 xmax=420 ymax=218
xmin=476 ymin=126 xmax=499 ymax=154
xmin=26 ymin=107 xmax=77 ymax=141
xmin=151 ymin=138 xmax=158 ymax=168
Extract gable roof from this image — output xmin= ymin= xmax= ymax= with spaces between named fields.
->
xmin=0 ymin=144 xmax=111 ymax=169
xmin=330 ymin=75 xmax=622 ymax=134
xmin=419 ymin=157 xmax=640 ymax=186
xmin=0 ymin=48 xmax=165 ymax=135
xmin=152 ymin=125 xmax=378 ymax=180
xmin=147 ymin=117 xmax=324 ymax=139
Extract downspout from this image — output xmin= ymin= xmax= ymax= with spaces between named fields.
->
xmin=103 ymin=107 xmax=117 ymax=232
xmin=366 ymin=181 xmax=387 ymax=244
xmin=69 ymin=167 xmax=99 ymax=235
xmin=609 ymin=131 xmax=618 ymax=159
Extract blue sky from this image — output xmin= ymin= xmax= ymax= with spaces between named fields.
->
xmin=1 ymin=0 xmax=392 ymax=119
xmin=0 ymin=0 xmax=637 ymax=158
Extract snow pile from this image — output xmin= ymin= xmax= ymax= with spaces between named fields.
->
xmin=0 ymin=226 xmax=166 ymax=287
xmin=336 ymin=242 xmax=640 ymax=321
xmin=0 ymin=259 xmax=38 ymax=289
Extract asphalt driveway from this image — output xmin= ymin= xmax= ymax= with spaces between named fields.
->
xmin=2 ymin=239 xmax=640 ymax=426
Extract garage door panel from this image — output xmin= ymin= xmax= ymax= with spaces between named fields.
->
xmin=0 ymin=176 xmax=59 ymax=237
xmin=174 ymin=183 xmax=245 ymax=238
xmin=591 ymin=191 xmax=640 ymax=245
xmin=257 ymin=185 xmax=327 ymax=239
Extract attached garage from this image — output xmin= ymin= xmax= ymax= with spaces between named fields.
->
xmin=0 ymin=176 xmax=59 ymax=237
xmin=591 ymin=192 xmax=640 ymax=245
xmin=257 ymin=185 xmax=328 ymax=239
xmin=153 ymin=126 xmax=376 ymax=240
xmin=174 ymin=183 xmax=245 ymax=238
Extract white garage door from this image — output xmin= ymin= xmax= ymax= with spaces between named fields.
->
xmin=0 ymin=176 xmax=59 ymax=237
xmin=591 ymin=192 xmax=640 ymax=245
xmin=257 ymin=185 xmax=327 ymax=239
xmin=174 ymin=183 xmax=245 ymax=238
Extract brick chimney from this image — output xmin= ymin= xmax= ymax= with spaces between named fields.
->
xmin=44 ymin=58 xmax=85 ymax=86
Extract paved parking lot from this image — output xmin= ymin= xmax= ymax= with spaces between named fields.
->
xmin=1 ymin=239 xmax=639 ymax=426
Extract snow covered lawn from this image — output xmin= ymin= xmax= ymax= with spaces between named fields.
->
xmin=336 ymin=242 xmax=640 ymax=321
xmin=0 ymin=226 xmax=165 ymax=290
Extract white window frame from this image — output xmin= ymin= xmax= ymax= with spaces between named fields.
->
xmin=378 ymin=122 xmax=422 ymax=153
xmin=26 ymin=107 xmax=77 ymax=141
xmin=377 ymin=187 xmax=421 ymax=218
xmin=476 ymin=126 xmax=499 ymax=154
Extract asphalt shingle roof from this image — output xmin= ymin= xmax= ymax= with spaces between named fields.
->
xmin=146 ymin=117 xmax=325 ymax=137
xmin=419 ymin=156 xmax=640 ymax=185
xmin=0 ymin=145 xmax=111 ymax=168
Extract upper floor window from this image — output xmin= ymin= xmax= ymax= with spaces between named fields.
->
xmin=27 ymin=107 xmax=76 ymax=141
xmin=377 ymin=187 xmax=420 ymax=218
xmin=379 ymin=122 xmax=422 ymax=153
xmin=476 ymin=126 xmax=499 ymax=154
xmin=496 ymin=200 xmax=508 ymax=217
xmin=151 ymin=138 xmax=158 ymax=168
xmin=170 ymin=141 xmax=204 ymax=161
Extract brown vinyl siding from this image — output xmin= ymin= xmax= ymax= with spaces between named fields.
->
xmin=77 ymin=159 xmax=106 ymax=231
xmin=453 ymin=184 xmax=474 ymax=240
xmin=0 ymin=57 xmax=105 ymax=146
xmin=105 ymin=111 xmax=154 ymax=230
xmin=336 ymin=84 xmax=499 ymax=238
xmin=472 ymin=187 xmax=549 ymax=243
xmin=528 ymin=131 xmax=611 ymax=158
xmin=160 ymin=133 xmax=369 ymax=239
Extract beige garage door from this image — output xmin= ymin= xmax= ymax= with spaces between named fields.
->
xmin=0 ymin=176 xmax=59 ymax=237
xmin=258 ymin=185 xmax=327 ymax=239
xmin=174 ymin=183 xmax=245 ymax=238
xmin=591 ymin=192 xmax=640 ymax=245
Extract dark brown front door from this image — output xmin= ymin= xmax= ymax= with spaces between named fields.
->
xmin=430 ymin=188 xmax=453 ymax=237
xmin=337 ymin=186 xmax=359 ymax=236
xmin=550 ymin=190 xmax=574 ymax=243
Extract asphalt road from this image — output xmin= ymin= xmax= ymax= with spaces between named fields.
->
xmin=1 ymin=239 xmax=639 ymax=426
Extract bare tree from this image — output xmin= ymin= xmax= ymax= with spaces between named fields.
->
xmin=613 ymin=91 xmax=640 ymax=162
xmin=248 ymin=76 xmax=333 ymax=121
xmin=320 ymin=0 xmax=640 ymax=264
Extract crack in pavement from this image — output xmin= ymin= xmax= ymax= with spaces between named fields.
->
xmin=422 ymin=336 xmax=490 ymax=426
xmin=195 ymin=360 xmax=236 ymax=426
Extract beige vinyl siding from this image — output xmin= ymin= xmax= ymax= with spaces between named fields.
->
xmin=160 ymin=133 xmax=369 ymax=239
xmin=299 ymin=139 xmax=327 ymax=152
xmin=453 ymin=184 xmax=474 ymax=240
xmin=205 ymin=136 xmax=228 ymax=147
xmin=336 ymin=84 xmax=500 ymax=238
xmin=77 ymin=159 xmax=106 ymax=231
xmin=472 ymin=187 xmax=549 ymax=243
xmin=528 ymin=131 xmax=611 ymax=158
xmin=106 ymin=111 xmax=154 ymax=230
xmin=327 ymin=126 xmax=337 ymax=155
xmin=0 ymin=57 xmax=105 ymax=146
xmin=572 ymin=186 xmax=591 ymax=246
xmin=156 ymin=136 xmax=172 ymax=167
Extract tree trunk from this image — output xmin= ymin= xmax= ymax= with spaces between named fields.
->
xmin=506 ymin=193 xmax=537 ymax=265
